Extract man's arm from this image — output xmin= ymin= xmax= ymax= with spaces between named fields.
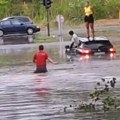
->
xmin=48 ymin=57 xmax=57 ymax=64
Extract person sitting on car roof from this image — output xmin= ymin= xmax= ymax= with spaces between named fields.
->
xmin=69 ymin=30 xmax=81 ymax=49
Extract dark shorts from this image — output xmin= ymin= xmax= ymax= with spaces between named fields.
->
xmin=34 ymin=65 xmax=47 ymax=73
xmin=84 ymin=14 xmax=94 ymax=23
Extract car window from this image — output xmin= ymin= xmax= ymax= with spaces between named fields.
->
xmin=84 ymin=43 xmax=101 ymax=49
xmin=11 ymin=19 xmax=21 ymax=25
xmin=17 ymin=17 xmax=30 ymax=22
xmin=0 ymin=20 xmax=11 ymax=25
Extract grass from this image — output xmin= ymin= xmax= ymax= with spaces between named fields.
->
xmin=35 ymin=34 xmax=59 ymax=43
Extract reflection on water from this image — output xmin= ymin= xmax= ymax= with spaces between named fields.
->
xmin=0 ymin=71 xmax=120 ymax=120
xmin=0 ymin=42 xmax=120 ymax=119
xmin=79 ymin=53 xmax=116 ymax=61
xmin=0 ymin=41 xmax=119 ymax=66
xmin=0 ymin=43 xmax=66 ymax=66
xmin=66 ymin=53 xmax=117 ymax=63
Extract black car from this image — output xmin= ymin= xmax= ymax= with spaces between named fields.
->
xmin=2 ymin=16 xmax=33 ymax=24
xmin=65 ymin=37 xmax=116 ymax=55
xmin=0 ymin=18 xmax=40 ymax=36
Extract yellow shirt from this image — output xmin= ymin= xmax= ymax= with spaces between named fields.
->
xmin=84 ymin=6 xmax=93 ymax=16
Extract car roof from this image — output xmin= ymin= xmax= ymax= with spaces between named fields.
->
xmin=2 ymin=16 xmax=32 ymax=21
xmin=79 ymin=37 xmax=109 ymax=43
xmin=0 ymin=18 xmax=20 ymax=22
xmin=79 ymin=37 xmax=113 ymax=49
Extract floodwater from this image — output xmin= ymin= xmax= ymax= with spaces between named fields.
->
xmin=0 ymin=41 xmax=120 ymax=120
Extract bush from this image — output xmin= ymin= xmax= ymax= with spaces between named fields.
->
xmin=0 ymin=0 xmax=120 ymax=24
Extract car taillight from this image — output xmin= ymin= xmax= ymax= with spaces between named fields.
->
xmin=81 ymin=49 xmax=91 ymax=54
xmin=109 ymin=48 xmax=116 ymax=52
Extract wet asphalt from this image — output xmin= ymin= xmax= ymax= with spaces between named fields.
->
xmin=0 ymin=25 xmax=120 ymax=120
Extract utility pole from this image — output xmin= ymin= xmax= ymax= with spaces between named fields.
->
xmin=119 ymin=9 xmax=120 ymax=24
xmin=46 ymin=8 xmax=50 ymax=36
xmin=43 ymin=0 xmax=52 ymax=36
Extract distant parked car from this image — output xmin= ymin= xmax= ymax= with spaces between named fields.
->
xmin=0 ymin=18 xmax=40 ymax=36
xmin=2 ymin=16 xmax=33 ymax=24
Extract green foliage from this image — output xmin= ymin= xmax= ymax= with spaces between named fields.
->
xmin=64 ymin=77 xmax=120 ymax=113
xmin=0 ymin=0 xmax=120 ymax=24
xmin=103 ymin=96 xmax=117 ymax=111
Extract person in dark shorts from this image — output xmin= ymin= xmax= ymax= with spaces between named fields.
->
xmin=33 ymin=45 xmax=57 ymax=73
xmin=84 ymin=1 xmax=95 ymax=40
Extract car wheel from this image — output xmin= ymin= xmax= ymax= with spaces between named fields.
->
xmin=27 ymin=28 xmax=34 ymax=35
xmin=0 ymin=30 xmax=3 ymax=37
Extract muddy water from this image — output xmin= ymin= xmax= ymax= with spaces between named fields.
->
xmin=0 ymin=42 xmax=120 ymax=120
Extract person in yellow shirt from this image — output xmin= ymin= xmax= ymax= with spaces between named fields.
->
xmin=84 ymin=1 xmax=95 ymax=40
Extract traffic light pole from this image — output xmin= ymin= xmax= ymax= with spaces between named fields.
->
xmin=46 ymin=8 xmax=50 ymax=36
xmin=43 ymin=0 xmax=51 ymax=36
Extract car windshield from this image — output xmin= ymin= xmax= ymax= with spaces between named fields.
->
xmin=82 ymin=40 xmax=113 ymax=49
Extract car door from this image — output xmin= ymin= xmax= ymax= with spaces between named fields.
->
xmin=10 ymin=19 xmax=26 ymax=34
xmin=0 ymin=20 xmax=13 ymax=34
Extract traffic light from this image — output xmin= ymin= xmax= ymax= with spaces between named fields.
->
xmin=43 ymin=0 xmax=52 ymax=9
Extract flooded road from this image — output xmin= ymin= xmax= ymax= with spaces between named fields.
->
xmin=0 ymin=40 xmax=120 ymax=120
